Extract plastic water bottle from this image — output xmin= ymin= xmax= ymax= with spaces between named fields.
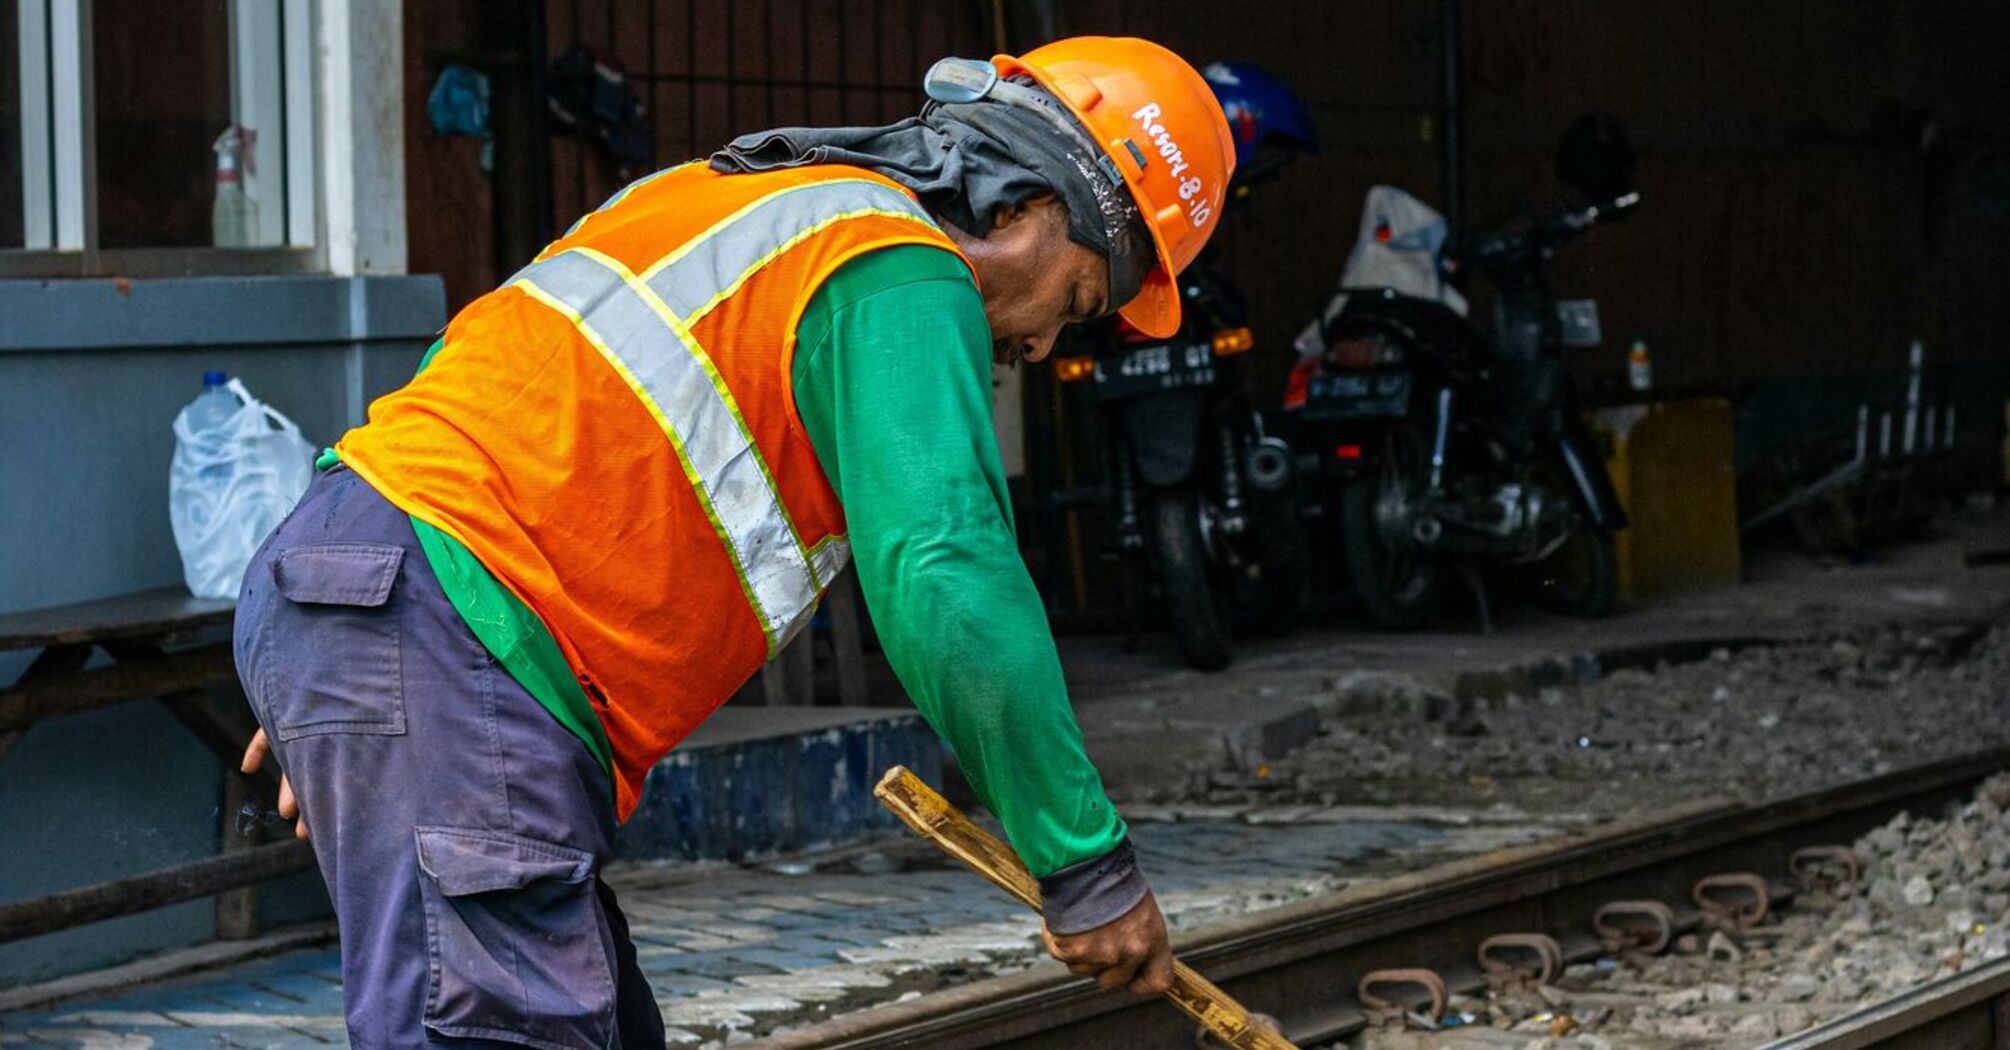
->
xmin=184 ymin=371 xmax=239 ymax=482
xmin=185 ymin=371 xmax=238 ymax=432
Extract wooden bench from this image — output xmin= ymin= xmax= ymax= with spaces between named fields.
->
xmin=0 ymin=570 xmax=875 ymax=947
xmin=0 ymin=587 xmax=313 ymax=946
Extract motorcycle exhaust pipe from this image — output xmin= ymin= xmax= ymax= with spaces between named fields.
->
xmin=1245 ymin=437 xmax=1296 ymax=493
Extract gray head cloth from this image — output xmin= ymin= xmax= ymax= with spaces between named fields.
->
xmin=710 ymin=69 xmax=1153 ymax=312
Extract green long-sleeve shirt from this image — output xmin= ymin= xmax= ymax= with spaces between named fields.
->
xmin=343 ymin=244 xmax=1127 ymax=886
xmin=792 ymin=245 xmax=1126 ymax=880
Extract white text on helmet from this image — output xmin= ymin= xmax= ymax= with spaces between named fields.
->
xmin=1131 ymin=103 xmax=1212 ymax=228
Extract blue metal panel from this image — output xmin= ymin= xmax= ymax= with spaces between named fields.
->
xmin=616 ymin=712 xmax=945 ymax=862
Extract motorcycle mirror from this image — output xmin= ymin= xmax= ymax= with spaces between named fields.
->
xmin=1556 ymin=113 xmax=1636 ymax=203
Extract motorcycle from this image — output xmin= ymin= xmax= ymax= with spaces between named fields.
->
xmin=1042 ymin=61 xmax=1316 ymax=670
xmin=1052 ymin=259 xmax=1302 ymax=669
xmin=1284 ymin=116 xmax=1639 ymax=629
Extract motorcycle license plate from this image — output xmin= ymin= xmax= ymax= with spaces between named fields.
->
xmin=1092 ymin=342 xmax=1216 ymax=400
xmin=1303 ymin=370 xmax=1411 ymax=419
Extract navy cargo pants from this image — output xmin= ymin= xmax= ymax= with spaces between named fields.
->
xmin=234 ymin=467 xmax=664 ymax=1049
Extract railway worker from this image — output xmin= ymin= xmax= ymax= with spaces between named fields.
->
xmin=233 ymin=36 xmax=1235 ymax=1049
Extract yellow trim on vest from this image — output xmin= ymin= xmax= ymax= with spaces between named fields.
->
xmin=568 ymin=243 xmax=820 ymax=606
xmin=637 ymin=178 xmax=937 ymax=590
xmin=680 ymin=206 xmax=947 ymax=329
xmin=806 ymin=533 xmax=853 ymax=592
xmin=509 ymin=272 xmax=779 ymax=652
xmin=671 ymin=202 xmax=937 ymax=590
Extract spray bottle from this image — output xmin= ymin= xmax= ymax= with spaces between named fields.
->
xmin=211 ymin=126 xmax=259 ymax=247
xmin=1626 ymin=338 xmax=1654 ymax=393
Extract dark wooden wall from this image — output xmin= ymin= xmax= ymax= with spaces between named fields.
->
xmin=403 ymin=1 xmax=498 ymax=310
xmin=406 ymin=1 xmax=2010 ymax=389
xmin=541 ymin=0 xmax=994 ymax=226
xmin=1055 ymin=0 xmax=2010 ymax=398
xmin=1458 ymin=1 xmax=2010 ymax=388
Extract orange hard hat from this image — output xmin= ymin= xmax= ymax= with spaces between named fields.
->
xmin=992 ymin=37 xmax=1236 ymax=338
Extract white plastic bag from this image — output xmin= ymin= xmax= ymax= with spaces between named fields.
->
xmin=169 ymin=378 xmax=316 ymax=598
xmin=1294 ymin=185 xmax=1470 ymax=356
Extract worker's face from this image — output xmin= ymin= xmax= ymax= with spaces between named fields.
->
xmin=948 ymin=194 xmax=1111 ymax=366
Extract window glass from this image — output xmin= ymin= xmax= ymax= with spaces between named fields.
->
xmin=2 ymin=1 xmax=23 ymax=248
xmin=91 ymin=0 xmax=236 ymax=249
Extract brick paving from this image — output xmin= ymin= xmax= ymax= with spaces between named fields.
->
xmin=0 ymin=815 xmax=1579 ymax=1048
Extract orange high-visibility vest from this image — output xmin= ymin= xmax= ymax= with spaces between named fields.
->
xmin=336 ymin=164 xmax=972 ymax=816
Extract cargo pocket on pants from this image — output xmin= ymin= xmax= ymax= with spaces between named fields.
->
xmin=264 ymin=543 xmax=407 ymax=740
xmin=415 ymin=827 xmax=614 ymax=1050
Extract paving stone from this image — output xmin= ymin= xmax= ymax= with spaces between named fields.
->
xmin=243 ymin=974 xmax=342 ymax=1012
xmin=643 ymin=972 xmax=739 ymax=998
xmin=722 ymin=946 xmax=842 ymax=973
xmin=755 ymin=908 xmax=847 ymax=931
xmin=631 ymin=938 xmax=689 ymax=959
xmin=746 ymin=894 xmax=852 ymax=914
xmin=215 ymin=1027 xmax=333 ymax=1050
xmin=675 ymin=920 xmax=776 ymax=944
xmin=809 ymin=890 xmax=908 ymax=908
xmin=758 ymin=931 xmax=853 ymax=958
xmin=652 ymin=951 xmax=784 ymax=981
xmin=808 ymin=928 xmax=895 ymax=948
xmin=158 ymin=1014 xmax=342 ymax=1035
xmin=655 ymin=999 xmax=755 ymax=1031
xmin=111 ymin=1029 xmax=240 ymax=1050
xmin=720 ymin=906 xmax=785 ymax=925
xmin=42 ymin=1013 xmax=176 ymax=1029
xmin=184 ymin=984 xmax=317 ymax=1017
xmin=733 ymin=964 xmax=892 ymax=1002
xmin=15 ymin=1029 xmax=160 ymax=1050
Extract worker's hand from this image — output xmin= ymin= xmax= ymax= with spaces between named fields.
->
xmin=239 ymin=728 xmax=308 ymax=841
xmin=1040 ymin=891 xmax=1174 ymax=996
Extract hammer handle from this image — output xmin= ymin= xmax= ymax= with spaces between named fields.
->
xmin=873 ymin=766 xmax=1301 ymax=1050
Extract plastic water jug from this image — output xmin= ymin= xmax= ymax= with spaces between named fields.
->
xmin=169 ymin=372 xmax=316 ymax=598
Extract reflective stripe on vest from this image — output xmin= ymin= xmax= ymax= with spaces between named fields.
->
xmin=509 ymin=177 xmax=939 ymax=656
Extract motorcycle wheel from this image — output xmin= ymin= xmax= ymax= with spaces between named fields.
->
xmin=1340 ymin=425 xmax=1444 ymax=630
xmin=1533 ymin=528 xmax=1619 ymax=617
xmin=1146 ymin=486 xmax=1233 ymax=670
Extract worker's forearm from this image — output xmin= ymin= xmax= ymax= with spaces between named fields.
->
xmin=850 ymin=524 xmax=1147 ymax=932
xmin=852 ymin=521 xmax=1115 ymax=863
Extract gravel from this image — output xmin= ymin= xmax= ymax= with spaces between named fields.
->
xmin=1347 ymin=771 xmax=2010 ymax=1050
xmin=1178 ymin=622 xmax=2010 ymax=821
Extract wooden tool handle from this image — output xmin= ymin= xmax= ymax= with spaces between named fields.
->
xmin=874 ymin=767 xmax=1302 ymax=1050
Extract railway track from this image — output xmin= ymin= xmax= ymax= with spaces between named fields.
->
xmin=1755 ymin=953 xmax=2010 ymax=1049
xmin=754 ymin=747 xmax=2010 ymax=1050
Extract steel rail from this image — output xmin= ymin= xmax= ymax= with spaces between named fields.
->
xmin=1755 ymin=953 xmax=2010 ymax=1050
xmin=752 ymin=747 xmax=2010 ymax=1050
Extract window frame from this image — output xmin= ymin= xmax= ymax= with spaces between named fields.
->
xmin=3 ymin=0 xmax=321 ymax=277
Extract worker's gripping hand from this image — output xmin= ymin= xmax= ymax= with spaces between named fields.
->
xmin=1040 ymin=891 xmax=1174 ymax=996
xmin=239 ymin=728 xmax=308 ymax=841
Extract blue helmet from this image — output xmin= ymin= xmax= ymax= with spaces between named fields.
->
xmin=1202 ymin=61 xmax=1316 ymax=169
